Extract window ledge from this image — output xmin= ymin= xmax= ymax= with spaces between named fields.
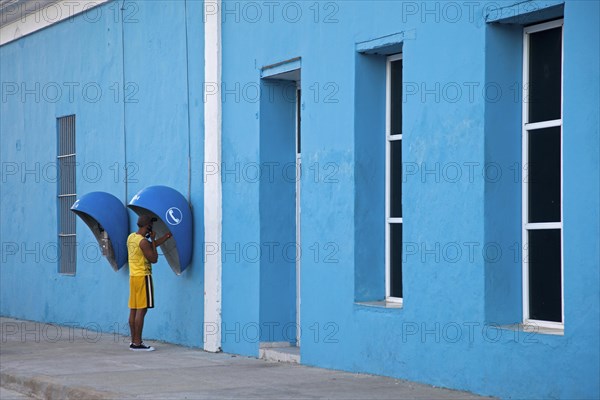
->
xmin=355 ymin=301 xmax=403 ymax=311
xmin=498 ymin=323 xmax=564 ymax=336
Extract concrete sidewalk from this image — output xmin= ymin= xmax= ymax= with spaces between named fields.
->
xmin=0 ymin=318 xmax=492 ymax=400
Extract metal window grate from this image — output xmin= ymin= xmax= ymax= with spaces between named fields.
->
xmin=57 ymin=115 xmax=76 ymax=275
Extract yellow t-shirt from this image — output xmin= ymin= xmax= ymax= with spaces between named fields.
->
xmin=127 ymin=233 xmax=152 ymax=276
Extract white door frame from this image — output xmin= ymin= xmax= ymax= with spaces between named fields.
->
xmin=295 ymin=84 xmax=302 ymax=347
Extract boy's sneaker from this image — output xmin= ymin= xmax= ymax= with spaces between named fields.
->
xmin=130 ymin=342 xmax=155 ymax=352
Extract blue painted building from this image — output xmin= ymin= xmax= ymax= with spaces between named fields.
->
xmin=1 ymin=1 xmax=598 ymax=398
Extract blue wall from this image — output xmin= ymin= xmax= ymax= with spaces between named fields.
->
xmin=2 ymin=0 xmax=598 ymax=399
xmin=484 ymin=22 xmax=523 ymax=326
xmin=0 ymin=0 xmax=206 ymax=347
xmin=219 ymin=1 xmax=599 ymax=399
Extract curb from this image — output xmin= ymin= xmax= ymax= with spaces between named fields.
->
xmin=1 ymin=371 xmax=120 ymax=400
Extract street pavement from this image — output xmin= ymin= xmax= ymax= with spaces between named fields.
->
xmin=0 ymin=317 xmax=493 ymax=400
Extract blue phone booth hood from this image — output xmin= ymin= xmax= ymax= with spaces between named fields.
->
xmin=71 ymin=192 xmax=129 ymax=271
xmin=128 ymin=186 xmax=193 ymax=275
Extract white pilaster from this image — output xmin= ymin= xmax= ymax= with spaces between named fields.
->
xmin=203 ymin=0 xmax=222 ymax=352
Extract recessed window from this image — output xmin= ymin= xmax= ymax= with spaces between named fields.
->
xmin=57 ymin=115 xmax=77 ymax=275
xmin=523 ymin=20 xmax=563 ymax=326
xmin=386 ymin=54 xmax=403 ymax=301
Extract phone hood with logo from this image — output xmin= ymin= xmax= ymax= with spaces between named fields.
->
xmin=71 ymin=192 xmax=129 ymax=271
xmin=128 ymin=185 xmax=193 ymax=275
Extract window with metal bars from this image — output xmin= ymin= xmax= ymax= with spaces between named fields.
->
xmin=57 ymin=115 xmax=76 ymax=275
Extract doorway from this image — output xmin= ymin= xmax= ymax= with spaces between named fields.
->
xmin=259 ymin=66 xmax=301 ymax=357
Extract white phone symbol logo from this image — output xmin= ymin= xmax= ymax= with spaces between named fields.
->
xmin=168 ymin=209 xmax=180 ymax=224
xmin=166 ymin=207 xmax=182 ymax=225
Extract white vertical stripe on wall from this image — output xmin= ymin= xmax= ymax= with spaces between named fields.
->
xmin=203 ymin=0 xmax=223 ymax=352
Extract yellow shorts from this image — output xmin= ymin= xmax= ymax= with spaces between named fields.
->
xmin=129 ymin=275 xmax=154 ymax=309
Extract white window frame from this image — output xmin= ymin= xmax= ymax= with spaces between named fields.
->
xmin=522 ymin=19 xmax=564 ymax=329
xmin=295 ymin=83 xmax=302 ymax=346
xmin=385 ymin=53 xmax=403 ymax=304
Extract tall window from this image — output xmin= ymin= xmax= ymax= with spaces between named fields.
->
xmin=522 ymin=20 xmax=563 ymax=326
xmin=386 ymin=54 xmax=403 ymax=302
xmin=57 ymin=115 xmax=77 ymax=275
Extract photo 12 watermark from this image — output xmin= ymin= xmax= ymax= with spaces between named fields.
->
xmin=205 ymin=320 xmax=339 ymax=344
xmin=0 ymin=1 xmax=139 ymax=26
xmin=2 ymin=240 xmax=112 ymax=265
xmin=203 ymin=161 xmax=339 ymax=184
xmin=397 ymin=321 xmax=539 ymax=344
xmin=398 ymin=1 xmax=546 ymax=24
xmin=401 ymin=240 xmax=541 ymax=265
xmin=203 ymin=81 xmax=339 ymax=104
xmin=1 ymin=161 xmax=141 ymax=184
xmin=203 ymin=241 xmax=340 ymax=264
xmin=1 ymin=81 xmax=139 ymax=104
xmin=204 ymin=1 xmax=340 ymax=24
